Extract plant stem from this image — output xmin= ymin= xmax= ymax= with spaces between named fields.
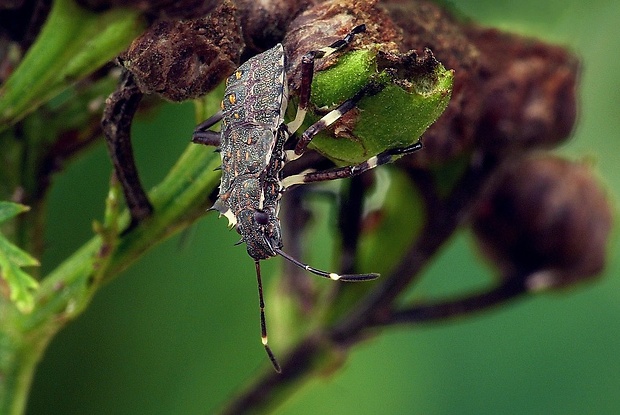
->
xmin=0 ymin=305 xmax=51 ymax=415
xmin=0 ymin=143 xmax=220 ymax=414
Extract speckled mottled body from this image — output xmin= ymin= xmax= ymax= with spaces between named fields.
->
xmin=191 ymin=24 xmax=381 ymax=372
xmin=213 ymin=44 xmax=289 ymax=260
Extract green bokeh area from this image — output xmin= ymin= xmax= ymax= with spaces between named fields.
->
xmin=27 ymin=1 xmax=620 ymax=414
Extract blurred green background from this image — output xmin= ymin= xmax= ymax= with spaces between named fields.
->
xmin=26 ymin=0 xmax=620 ymax=414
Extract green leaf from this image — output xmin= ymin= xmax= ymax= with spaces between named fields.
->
xmin=0 ymin=0 xmax=146 ymax=131
xmin=0 ymin=202 xmax=29 ymax=223
xmin=0 ymin=202 xmax=40 ymax=313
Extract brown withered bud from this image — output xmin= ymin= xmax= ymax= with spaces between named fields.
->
xmin=472 ymin=155 xmax=613 ymax=290
xmin=284 ymin=0 xmax=402 ymax=92
xmin=119 ymin=1 xmax=243 ymax=101
xmin=76 ymin=0 xmax=219 ymax=21
xmin=233 ymin=0 xmax=313 ymax=55
xmin=470 ymin=28 xmax=579 ymax=153
xmin=383 ymin=0 xmax=579 ymax=166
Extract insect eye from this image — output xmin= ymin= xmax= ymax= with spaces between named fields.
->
xmin=254 ymin=210 xmax=269 ymax=225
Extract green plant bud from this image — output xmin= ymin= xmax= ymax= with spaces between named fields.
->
xmin=306 ymin=47 xmax=453 ymax=165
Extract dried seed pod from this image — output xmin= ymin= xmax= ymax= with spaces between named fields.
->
xmin=472 ymin=155 xmax=613 ymax=290
xmin=119 ymin=1 xmax=243 ymax=101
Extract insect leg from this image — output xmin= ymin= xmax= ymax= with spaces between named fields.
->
xmin=298 ymin=24 xmax=367 ymax=111
xmin=294 ymin=78 xmax=387 ymax=155
xmin=287 ymin=24 xmax=367 ymax=136
xmin=192 ymin=110 xmax=223 ymax=147
xmin=282 ymin=141 xmax=423 ymax=187
xmin=255 ymin=261 xmax=282 ymax=373
xmin=102 ymin=69 xmax=153 ymax=230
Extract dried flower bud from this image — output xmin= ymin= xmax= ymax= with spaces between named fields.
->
xmin=470 ymin=29 xmax=579 ymax=153
xmin=472 ymin=155 xmax=613 ymax=290
xmin=119 ymin=1 xmax=243 ymax=101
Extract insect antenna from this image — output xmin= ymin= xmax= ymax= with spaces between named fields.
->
xmin=274 ymin=248 xmax=380 ymax=282
xmin=255 ymin=260 xmax=282 ymax=373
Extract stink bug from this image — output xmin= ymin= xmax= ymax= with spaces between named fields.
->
xmin=192 ymin=24 xmax=423 ymax=372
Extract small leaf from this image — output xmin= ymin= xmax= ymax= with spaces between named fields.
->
xmin=0 ymin=201 xmax=29 ymax=223
xmin=0 ymin=201 xmax=40 ymax=313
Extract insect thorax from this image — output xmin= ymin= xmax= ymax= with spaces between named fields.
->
xmin=220 ymin=44 xmax=287 ymax=127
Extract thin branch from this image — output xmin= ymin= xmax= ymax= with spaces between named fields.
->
xmin=329 ymin=152 xmax=499 ymax=344
xmin=101 ymin=69 xmax=153 ymax=230
xmin=220 ymin=273 xmax=530 ymax=414
xmin=379 ymin=276 xmax=529 ymax=327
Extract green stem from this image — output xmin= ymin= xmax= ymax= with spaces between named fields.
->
xmin=0 ymin=319 xmax=50 ymax=415
xmin=0 ymin=143 xmax=220 ymax=414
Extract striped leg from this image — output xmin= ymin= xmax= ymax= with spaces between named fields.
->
xmin=192 ymin=110 xmax=223 ymax=146
xmin=287 ymin=24 xmax=367 ymax=136
xmin=294 ymin=81 xmax=386 ymax=155
xmin=298 ymin=24 xmax=366 ymax=111
xmin=282 ymin=141 xmax=423 ymax=188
